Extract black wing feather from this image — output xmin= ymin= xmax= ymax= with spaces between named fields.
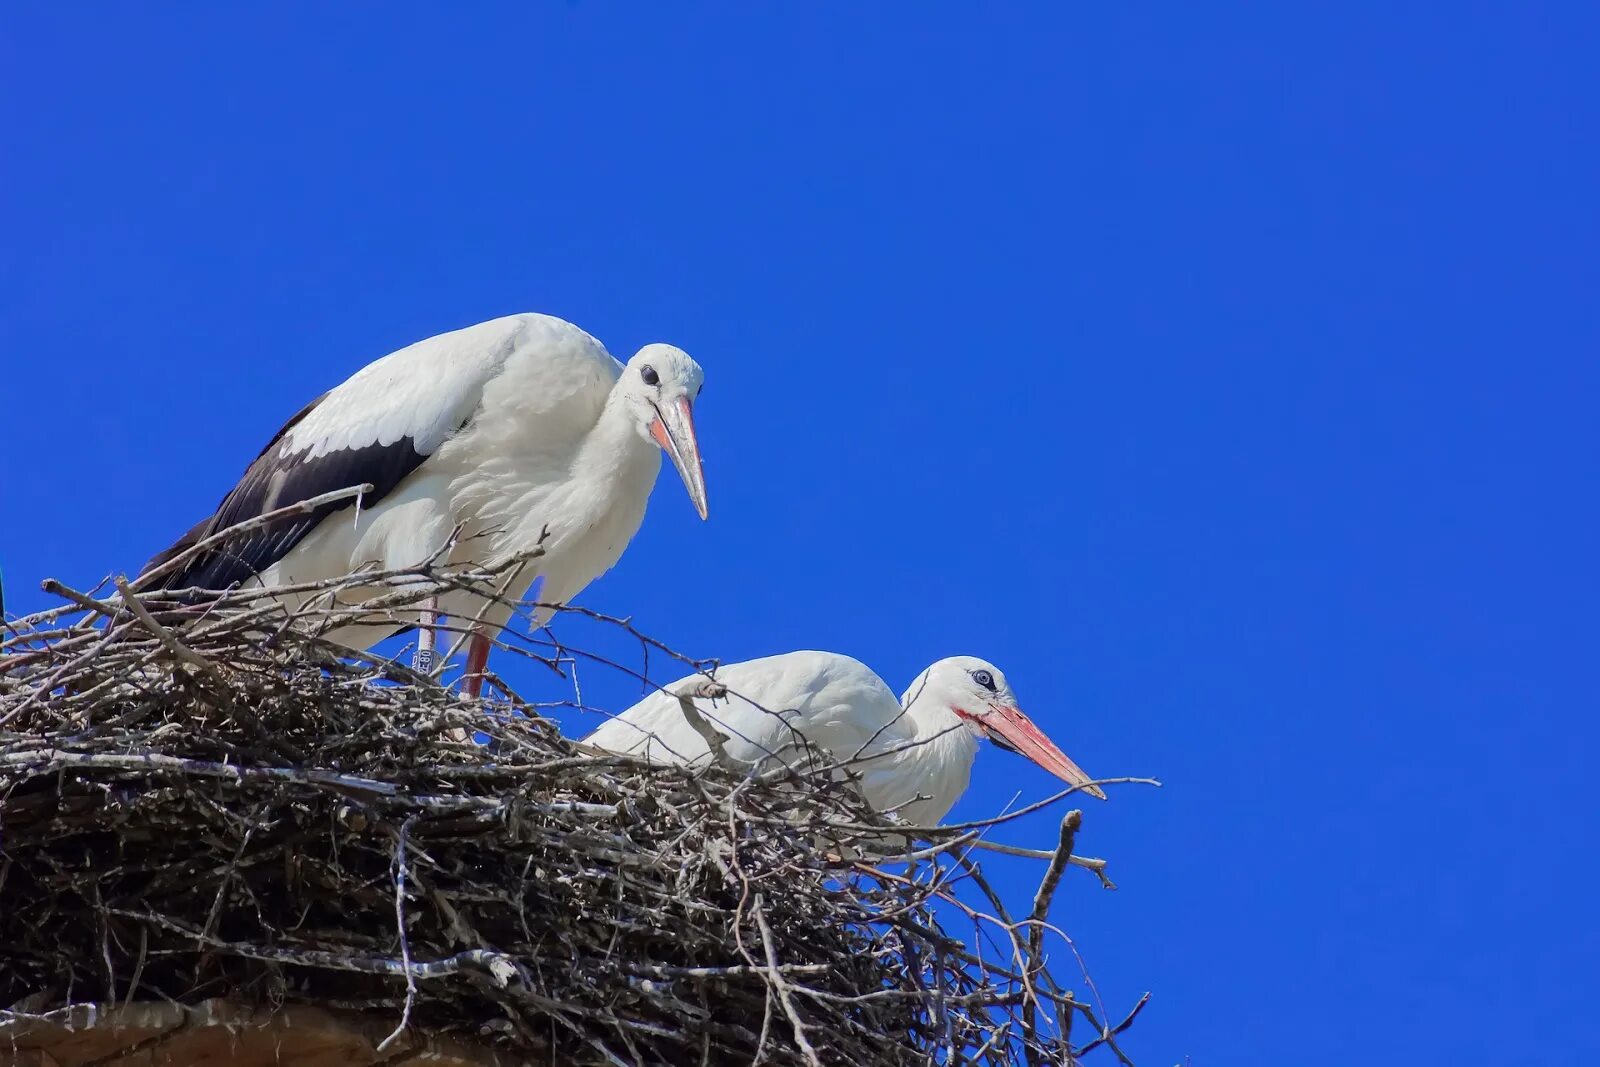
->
xmin=141 ymin=392 xmax=431 ymax=592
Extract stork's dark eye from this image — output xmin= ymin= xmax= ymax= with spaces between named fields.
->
xmin=640 ymin=365 xmax=660 ymax=386
xmin=971 ymin=669 xmax=996 ymax=691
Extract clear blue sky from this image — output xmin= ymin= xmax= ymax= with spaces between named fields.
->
xmin=4 ymin=5 xmax=1597 ymax=1062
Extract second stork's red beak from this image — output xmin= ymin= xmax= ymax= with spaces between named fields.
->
xmin=986 ymin=705 xmax=1107 ymax=800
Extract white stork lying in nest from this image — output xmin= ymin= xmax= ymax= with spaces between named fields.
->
xmin=586 ymin=651 xmax=1104 ymax=825
xmin=139 ymin=312 xmax=709 ymax=696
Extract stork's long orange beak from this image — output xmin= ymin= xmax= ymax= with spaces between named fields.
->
xmin=986 ymin=705 xmax=1107 ymax=800
xmin=650 ymin=395 xmax=709 ymax=520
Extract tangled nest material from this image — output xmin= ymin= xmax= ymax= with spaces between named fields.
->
xmin=0 ymin=557 xmax=1146 ymax=1066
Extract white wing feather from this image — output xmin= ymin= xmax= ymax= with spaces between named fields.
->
xmin=585 ymin=651 xmax=908 ymax=771
xmin=285 ymin=313 xmax=615 ymax=461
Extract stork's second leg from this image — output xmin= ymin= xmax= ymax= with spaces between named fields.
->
xmin=463 ymin=625 xmax=491 ymax=701
xmin=413 ymin=595 xmax=440 ymax=675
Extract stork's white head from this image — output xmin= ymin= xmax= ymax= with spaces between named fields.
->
xmin=902 ymin=657 xmax=1106 ymax=800
xmin=618 ymin=344 xmax=709 ymax=520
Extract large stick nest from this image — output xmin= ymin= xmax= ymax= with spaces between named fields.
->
xmin=0 ymin=562 xmax=1142 ymax=1066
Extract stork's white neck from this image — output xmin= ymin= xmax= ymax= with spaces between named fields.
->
xmin=862 ymin=699 xmax=981 ymax=825
xmin=574 ymin=389 xmax=660 ymax=486
xmin=509 ymin=387 xmax=660 ymax=576
xmin=445 ymin=376 xmax=662 ymax=596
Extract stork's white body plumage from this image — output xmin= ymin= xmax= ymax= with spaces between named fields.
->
xmin=585 ymin=651 xmax=1102 ymax=825
xmin=254 ymin=315 xmax=662 ymax=648
xmin=142 ymin=313 xmax=709 ymax=682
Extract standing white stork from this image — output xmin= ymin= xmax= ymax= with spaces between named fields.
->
xmin=138 ymin=312 xmax=709 ymax=695
xmin=584 ymin=652 xmax=1104 ymax=825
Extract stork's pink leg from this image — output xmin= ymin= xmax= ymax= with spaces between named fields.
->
xmin=463 ymin=626 xmax=491 ymax=700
